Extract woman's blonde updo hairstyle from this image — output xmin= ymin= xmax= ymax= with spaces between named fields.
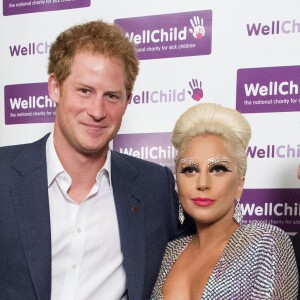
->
xmin=172 ymin=103 xmax=251 ymax=177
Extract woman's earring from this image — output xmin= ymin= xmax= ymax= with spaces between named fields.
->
xmin=178 ymin=202 xmax=185 ymax=224
xmin=233 ymin=198 xmax=243 ymax=224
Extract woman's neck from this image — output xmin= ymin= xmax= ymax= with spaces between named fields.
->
xmin=193 ymin=218 xmax=240 ymax=250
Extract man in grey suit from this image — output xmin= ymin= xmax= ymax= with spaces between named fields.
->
xmin=0 ymin=20 xmax=189 ymax=299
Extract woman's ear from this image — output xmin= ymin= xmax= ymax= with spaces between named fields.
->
xmin=235 ymin=177 xmax=245 ymax=200
xmin=48 ymin=74 xmax=60 ymax=104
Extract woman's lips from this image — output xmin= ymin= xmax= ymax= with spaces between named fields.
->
xmin=192 ymin=198 xmax=214 ymax=207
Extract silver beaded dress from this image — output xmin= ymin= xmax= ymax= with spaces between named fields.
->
xmin=151 ymin=223 xmax=298 ymax=299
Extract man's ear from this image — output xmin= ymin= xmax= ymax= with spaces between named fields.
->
xmin=124 ymin=92 xmax=131 ymax=112
xmin=48 ymin=74 xmax=60 ymax=104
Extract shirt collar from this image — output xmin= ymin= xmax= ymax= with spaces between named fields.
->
xmin=46 ymin=132 xmax=112 ymax=188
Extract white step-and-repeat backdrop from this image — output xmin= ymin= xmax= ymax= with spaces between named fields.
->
xmin=1 ymin=0 xmax=299 ymax=233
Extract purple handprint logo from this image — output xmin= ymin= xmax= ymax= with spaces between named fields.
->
xmin=188 ymin=79 xmax=203 ymax=101
xmin=189 ymin=16 xmax=205 ymax=39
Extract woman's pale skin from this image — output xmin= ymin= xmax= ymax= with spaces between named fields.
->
xmin=163 ymin=135 xmax=245 ymax=300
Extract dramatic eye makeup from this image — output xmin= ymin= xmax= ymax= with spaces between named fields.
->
xmin=178 ymin=158 xmax=199 ymax=174
xmin=178 ymin=156 xmax=233 ymax=175
xmin=179 ymin=158 xmax=199 ymax=166
xmin=207 ymin=155 xmax=232 ymax=174
xmin=209 ymin=164 xmax=232 ymax=174
xmin=207 ymin=155 xmax=231 ymax=168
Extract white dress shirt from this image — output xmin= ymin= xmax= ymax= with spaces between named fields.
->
xmin=46 ymin=133 xmax=127 ymax=300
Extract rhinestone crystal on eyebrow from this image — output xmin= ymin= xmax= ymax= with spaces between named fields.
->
xmin=179 ymin=158 xmax=199 ymax=166
xmin=207 ymin=155 xmax=231 ymax=167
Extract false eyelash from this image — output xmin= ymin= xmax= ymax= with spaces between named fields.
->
xmin=180 ymin=166 xmax=198 ymax=174
xmin=210 ymin=164 xmax=232 ymax=173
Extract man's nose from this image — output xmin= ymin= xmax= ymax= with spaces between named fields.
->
xmin=87 ymin=97 xmax=107 ymax=120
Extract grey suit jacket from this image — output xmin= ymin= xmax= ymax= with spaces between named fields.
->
xmin=0 ymin=134 xmax=185 ymax=300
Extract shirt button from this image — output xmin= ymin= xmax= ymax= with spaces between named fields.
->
xmin=77 ymin=228 xmax=81 ymax=233
xmin=72 ymin=264 xmax=76 ymax=269
xmin=131 ymin=206 xmax=138 ymax=214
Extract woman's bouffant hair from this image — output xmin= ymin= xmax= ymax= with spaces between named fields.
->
xmin=48 ymin=20 xmax=139 ymax=93
xmin=172 ymin=103 xmax=252 ymax=177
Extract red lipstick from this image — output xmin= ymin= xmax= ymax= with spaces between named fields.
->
xmin=192 ymin=198 xmax=214 ymax=207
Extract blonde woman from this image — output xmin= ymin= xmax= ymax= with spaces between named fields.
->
xmin=151 ymin=103 xmax=298 ymax=299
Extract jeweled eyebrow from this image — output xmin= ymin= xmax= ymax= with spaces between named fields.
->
xmin=207 ymin=155 xmax=231 ymax=168
xmin=179 ymin=158 xmax=199 ymax=166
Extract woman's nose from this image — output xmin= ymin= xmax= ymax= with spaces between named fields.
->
xmin=196 ymin=172 xmax=210 ymax=191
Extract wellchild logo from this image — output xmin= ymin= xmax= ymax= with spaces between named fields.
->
xmin=247 ymin=19 xmax=300 ymax=36
xmin=129 ymin=88 xmax=186 ymax=105
xmin=5 ymin=82 xmax=56 ymax=125
xmin=113 ymin=132 xmax=177 ymax=172
xmin=3 ymin=0 xmax=90 ymax=16
xmin=9 ymin=42 xmax=51 ymax=57
xmin=129 ymin=79 xmax=203 ymax=104
xmin=247 ymin=144 xmax=300 ymax=159
xmin=115 ymin=10 xmax=212 ymax=60
xmin=242 ymin=202 xmax=300 ymax=218
xmin=188 ymin=78 xmax=203 ymax=101
xmin=189 ymin=16 xmax=205 ymax=40
xmin=128 ymin=79 xmax=204 ymax=105
xmin=236 ymin=65 xmax=300 ymax=113
xmin=241 ymin=189 xmax=299 ymax=232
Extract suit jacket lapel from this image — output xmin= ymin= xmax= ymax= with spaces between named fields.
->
xmin=111 ymin=151 xmax=145 ymax=300
xmin=10 ymin=136 xmax=51 ymax=300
